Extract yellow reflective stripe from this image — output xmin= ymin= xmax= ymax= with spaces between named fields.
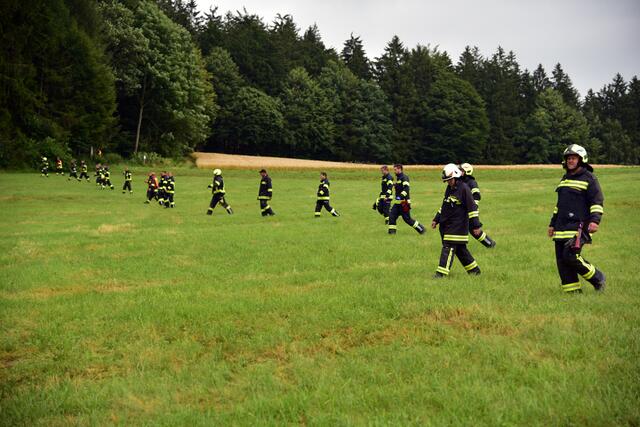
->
xmin=553 ymin=230 xmax=578 ymax=239
xmin=443 ymin=234 xmax=469 ymax=242
xmin=258 ymin=196 xmax=271 ymax=200
xmin=446 ymin=248 xmax=454 ymax=269
xmin=412 ymin=222 xmax=422 ymax=229
xmin=464 ymin=261 xmax=478 ymax=271
xmin=317 ymin=197 xmax=330 ymax=200
xmin=436 ymin=266 xmax=449 ymax=275
xmin=437 ymin=208 xmax=442 ymax=214
xmin=400 ymin=191 xmax=408 ymax=196
xmin=261 ymin=206 xmax=271 ymax=212
xmin=468 ymin=210 xmax=479 ymax=218
xmin=388 ymin=225 xmax=397 ymax=230
xmin=561 ymin=282 xmax=582 ymax=292
xmin=576 ymin=255 xmax=596 ymax=279
xmin=553 ymin=206 xmax=558 ymax=214
xmin=267 ymin=189 xmax=273 ymax=192
xmin=322 ymin=184 xmax=329 ymax=188
xmin=314 ymin=212 xmax=321 ymax=216
xmin=477 ymin=232 xmax=487 ymax=242
xmin=590 ymin=204 xmax=603 ymax=213
xmin=402 ymin=181 xmax=410 ymax=186
xmin=471 ymin=188 xmax=480 ymax=194
xmin=557 ymin=179 xmax=588 ymax=190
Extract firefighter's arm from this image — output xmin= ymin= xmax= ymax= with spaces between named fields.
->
xmin=385 ymin=181 xmax=393 ymax=199
xmin=400 ymin=180 xmax=410 ymax=200
xmin=470 ymin=182 xmax=481 ymax=201
xmin=465 ymin=187 xmax=482 ymax=232
xmin=432 ymin=207 xmax=442 ymax=228
xmin=586 ymin=176 xmax=604 ymax=228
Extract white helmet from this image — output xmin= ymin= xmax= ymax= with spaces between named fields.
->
xmin=442 ymin=163 xmax=462 ymax=181
xmin=42 ymin=156 xmax=47 ymax=161
xmin=213 ymin=168 xmax=222 ymax=176
xmin=460 ymin=162 xmax=474 ymax=176
xmin=563 ymin=144 xmax=588 ymax=164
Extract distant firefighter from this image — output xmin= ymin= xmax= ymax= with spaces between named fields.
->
xmin=388 ymin=164 xmax=424 ymax=235
xmin=315 ymin=172 xmax=340 ymax=217
xmin=257 ymin=169 xmax=275 ymax=216
xmin=207 ymin=169 xmax=233 ymax=215
xmin=373 ymin=165 xmax=393 ymax=224
xmin=122 ymin=168 xmax=133 ymax=194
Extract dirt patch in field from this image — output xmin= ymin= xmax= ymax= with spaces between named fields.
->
xmin=193 ymin=152 xmax=632 ymax=171
xmin=97 ymin=223 xmax=134 ymax=234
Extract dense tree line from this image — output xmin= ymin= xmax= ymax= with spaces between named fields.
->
xmin=1 ymin=0 xmax=638 ymax=167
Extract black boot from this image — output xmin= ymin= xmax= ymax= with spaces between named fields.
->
xmin=591 ymin=271 xmax=606 ymax=292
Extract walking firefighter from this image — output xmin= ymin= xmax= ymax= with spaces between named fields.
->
xmin=315 ymin=172 xmax=340 ymax=217
xmin=459 ymin=163 xmax=496 ymax=248
xmin=164 ymin=173 xmax=175 ymax=208
xmin=68 ymin=161 xmax=79 ymax=181
xmin=432 ymin=163 xmax=483 ymax=278
xmin=548 ymin=144 xmax=606 ymax=294
xmin=40 ymin=156 xmax=49 ymax=177
xmin=373 ymin=165 xmax=393 ymax=224
xmin=102 ymin=166 xmax=114 ymax=189
xmin=258 ymin=169 xmax=275 ymax=216
xmin=207 ymin=169 xmax=233 ymax=215
xmin=388 ymin=164 xmax=425 ymax=234
xmin=79 ymin=161 xmax=90 ymax=181
xmin=145 ymin=172 xmax=159 ymax=203
xmin=55 ymin=157 xmax=64 ymax=175
xmin=122 ymin=168 xmax=133 ymax=194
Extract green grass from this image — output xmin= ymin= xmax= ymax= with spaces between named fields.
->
xmin=1 ymin=166 xmax=639 ymax=426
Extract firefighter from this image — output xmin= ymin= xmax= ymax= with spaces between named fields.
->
xmin=79 ymin=161 xmax=90 ymax=181
xmin=95 ymin=164 xmax=103 ymax=186
xmin=432 ymin=163 xmax=483 ymax=277
xmin=122 ymin=168 xmax=133 ymax=194
xmin=315 ymin=172 xmax=340 ymax=217
xmin=257 ymin=169 xmax=275 ymax=216
xmin=145 ymin=172 xmax=159 ymax=204
xmin=165 ymin=173 xmax=175 ymax=208
xmin=207 ymin=169 xmax=233 ymax=215
xmin=548 ymin=144 xmax=606 ymax=294
xmin=388 ymin=164 xmax=425 ymax=234
xmin=158 ymin=171 xmax=168 ymax=206
xmin=459 ymin=163 xmax=496 ymax=248
xmin=372 ymin=165 xmax=393 ymax=224
xmin=103 ymin=165 xmax=114 ymax=189
xmin=68 ymin=161 xmax=79 ymax=181
xmin=55 ymin=157 xmax=64 ymax=175
xmin=40 ymin=157 xmax=49 ymax=177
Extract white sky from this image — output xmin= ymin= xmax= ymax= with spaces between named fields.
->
xmin=198 ymin=0 xmax=640 ymax=97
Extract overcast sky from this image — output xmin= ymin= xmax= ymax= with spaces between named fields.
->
xmin=199 ymin=0 xmax=640 ymax=97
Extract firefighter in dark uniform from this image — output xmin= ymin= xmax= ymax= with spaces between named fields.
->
xmin=548 ymin=144 xmax=606 ymax=293
xmin=372 ymin=165 xmax=393 ymax=224
xmin=55 ymin=157 xmax=64 ymax=175
xmin=207 ymin=169 xmax=233 ymax=215
xmin=388 ymin=164 xmax=425 ymax=234
xmin=432 ymin=164 xmax=483 ymax=277
xmin=103 ymin=166 xmax=114 ymax=189
xmin=258 ymin=169 xmax=275 ymax=216
xmin=158 ymin=172 xmax=168 ymax=206
xmin=79 ymin=161 xmax=90 ymax=181
xmin=122 ymin=168 xmax=133 ymax=194
xmin=145 ymin=172 xmax=158 ymax=203
xmin=460 ymin=163 xmax=496 ymax=248
xmin=165 ymin=173 xmax=175 ymax=208
xmin=95 ymin=164 xmax=103 ymax=186
xmin=40 ymin=157 xmax=49 ymax=177
xmin=315 ymin=172 xmax=340 ymax=217
xmin=68 ymin=161 xmax=79 ymax=181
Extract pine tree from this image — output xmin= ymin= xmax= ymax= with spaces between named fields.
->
xmin=532 ymin=64 xmax=551 ymax=93
xmin=551 ymin=63 xmax=580 ymax=109
xmin=340 ymin=34 xmax=371 ymax=80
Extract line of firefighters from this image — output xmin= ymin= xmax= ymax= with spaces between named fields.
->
xmin=39 ymin=143 xmax=605 ymax=293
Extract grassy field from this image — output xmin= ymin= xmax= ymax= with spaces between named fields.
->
xmin=1 ymin=166 xmax=639 ymax=426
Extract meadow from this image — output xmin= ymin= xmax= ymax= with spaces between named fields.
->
xmin=1 ymin=165 xmax=639 ymax=426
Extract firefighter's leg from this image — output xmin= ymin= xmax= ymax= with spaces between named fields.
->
xmin=314 ymin=201 xmax=322 ymax=217
xmin=388 ymin=204 xmax=399 ymax=234
xmin=435 ymin=243 xmax=456 ymax=277
xmin=167 ymin=193 xmax=174 ymax=208
xmin=382 ymin=200 xmax=390 ymax=224
xmin=562 ymin=243 xmax=606 ymax=291
xmin=122 ymin=181 xmax=127 ymax=193
xmin=207 ymin=194 xmax=219 ymax=215
xmin=556 ymin=241 xmax=582 ymax=293
xmin=401 ymin=211 xmax=425 ymax=234
xmin=475 ymin=230 xmax=496 ymax=248
xmin=220 ymin=197 xmax=233 ymax=214
xmin=456 ymin=244 xmax=480 ymax=275
xmin=260 ymin=199 xmax=269 ymax=216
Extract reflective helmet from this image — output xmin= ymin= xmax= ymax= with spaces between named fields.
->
xmin=460 ymin=162 xmax=474 ymax=176
xmin=442 ymin=163 xmax=463 ymax=181
xmin=563 ymin=144 xmax=588 ymax=164
xmin=213 ymin=168 xmax=222 ymax=176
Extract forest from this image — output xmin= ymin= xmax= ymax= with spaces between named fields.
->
xmin=1 ymin=0 xmax=639 ymax=167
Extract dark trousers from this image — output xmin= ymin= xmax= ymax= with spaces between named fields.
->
xmin=166 ymin=193 xmax=174 ymax=207
xmin=146 ymin=188 xmax=156 ymax=201
xmin=436 ymin=242 xmax=479 ymax=276
xmin=315 ymin=200 xmax=337 ymax=216
xmin=377 ymin=199 xmax=391 ymax=223
xmin=122 ymin=181 xmax=132 ymax=193
xmin=79 ymin=171 xmax=89 ymax=180
xmin=103 ymin=179 xmax=113 ymax=189
xmin=208 ymin=193 xmax=231 ymax=214
xmin=69 ymin=172 xmax=78 ymax=180
xmin=259 ymin=199 xmax=274 ymax=216
xmin=388 ymin=204 xmax=423 ymax=234
xmin=554 ymin=240 xmax=604 ymax=292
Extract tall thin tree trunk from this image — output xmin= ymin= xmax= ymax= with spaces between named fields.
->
xmin=134 ymin=77 xmax=146 ymax=154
